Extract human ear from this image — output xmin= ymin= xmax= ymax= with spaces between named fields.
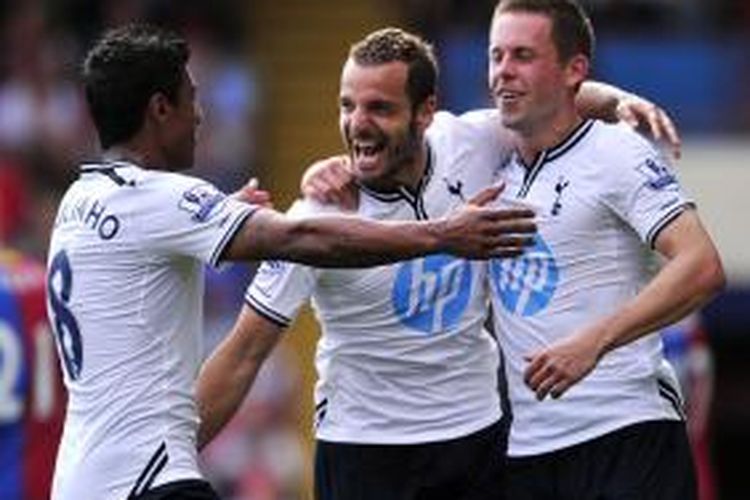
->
xmin=147 ymin=92 xmax=173 ymax=124
xmin=415 ymin=94 xmax=437 ymax=131
xmin=565 ymin=54 xmax=589 ymax=89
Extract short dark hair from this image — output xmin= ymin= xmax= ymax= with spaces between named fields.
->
xmin=494 ymin=0 xmax=595 ymax=63
xmin=348 ymin=28 xmax=438 ymax=109
xmin=82 ymin=24 xmax=189 ymax=149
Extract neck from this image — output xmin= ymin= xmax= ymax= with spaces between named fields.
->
xmin=361 ymin=141 xmax=428 ymax=193
xmin=398 ymin=141 xmax=429 ymax=191
xmin=101 ymin=145 xmax=146 ymax=166
xmin=102 ymin=133 xmax=168 ymax=171
xmin=516 ymin=106 xmax=583 ymax=166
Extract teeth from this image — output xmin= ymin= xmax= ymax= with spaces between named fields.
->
xmin=354 ymin=143 xmax=380 ymax=157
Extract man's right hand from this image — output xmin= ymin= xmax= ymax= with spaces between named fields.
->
xmin=300 ymin=155 xmax=358 ymax=210
xmin=437 ymin=184 xmax=537 ymax=258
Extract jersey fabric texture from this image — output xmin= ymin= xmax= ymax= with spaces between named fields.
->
xmin=47 ymin=161 xmax=255 ymax=499
xmin=0 ymin=249 xmax=65 ymax=500
xmin=488 ymin=120 xmax=693 ymax=456
xmin=247 ymin=110 xmax=510 ymax=444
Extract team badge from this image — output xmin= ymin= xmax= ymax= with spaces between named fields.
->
xmin=551 ymin=176 xmax=570 ymax=216
xmin=443 ymin=177 xmax=466 ymax=201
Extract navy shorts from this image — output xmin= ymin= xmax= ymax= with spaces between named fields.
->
xmin=315 ymin=418 xmax=509 ymax=500
xmin=505 ymin=420 xmax=697 ymax=500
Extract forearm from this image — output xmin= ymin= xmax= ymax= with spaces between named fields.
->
xmin=274 ymin=216 xmax=444 ymax=267
xmin=196 ymin=309 xmax=281 ymax=449
xmin=196 ymin=341 xmax=262 ymax=449
xmin=597 ymin=246 xmax=724 ymax=355
xmin=231 ymin=209 xmax=444 ymax=268
xmin=522 ymin=214 xmax=722 ymax=400
xmin=576 ymin=81 xmax=628 ymax=122
xmin=224 ymin=192 xmax=535 ymax=266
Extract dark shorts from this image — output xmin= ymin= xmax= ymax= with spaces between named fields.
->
xmin=129 ymin=479 xmax=220 ymax=499
xmin=505 ymin=420 xmax=697 ymax=500
xmin=314 ymin=418 xmax=509 ymax=500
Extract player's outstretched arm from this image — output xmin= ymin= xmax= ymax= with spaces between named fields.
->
xmin=523 ymin=209 xmax=724 ymax=401
xmin=577 ymin=81 xmax=681 ymax=159
xmin=222 ymin=184 xmax=536 ymax=267
xmin=196 ymin=305 xmax=283 ymax=450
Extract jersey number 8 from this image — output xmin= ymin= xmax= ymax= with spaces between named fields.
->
xmin=47 ymin=250 xmax=83 ymax=380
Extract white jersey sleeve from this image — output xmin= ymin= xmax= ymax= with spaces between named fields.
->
xmin=134 ymin=173 xmax=256 ymax=266
xmin=457 ymin=108 xmax=514 ymax=183
xmin=598 ymin=129 xmax=694 ymax=247
xmin=245 ymin=199 xmax=331 ymax=327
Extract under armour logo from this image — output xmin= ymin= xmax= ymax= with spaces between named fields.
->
xmin=551 ymin=177 xmax=569 ymax=216
xmin=443 ymin=178 xmax=465 ymax=201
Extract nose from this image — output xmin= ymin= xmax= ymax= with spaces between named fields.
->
xmin=489 ymin=53 xmax=515 ymax=92
xmin=346 ymin=106 xmax=371 ymax=136
xmin=496 ymin=53 xmax=516 ymax=79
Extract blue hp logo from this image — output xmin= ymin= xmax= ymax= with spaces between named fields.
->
xmin=490 ymin=236 xmax=558 ymax=316
xmin=392 ymin=255 xmax=472 ymax=334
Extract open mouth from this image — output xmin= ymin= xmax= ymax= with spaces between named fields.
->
xmin=499 ymin=89 xmax=524 ymax=104
xmin=352 ymin=140 xmax=386 ymax=165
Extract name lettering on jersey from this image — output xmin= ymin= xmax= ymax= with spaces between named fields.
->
xmin=443 ymin=177 xmax=465 ymax=202
xmin=55 ymin=197 xmax=121 ymax=240
xmin=637 ymin=158 xmax=677 ymax=191
xmin=178 ymin=184 xmax=226 ymax=222
xmin=490 ymin=235 xmax=559 ymax=316
xmin=551 ymin=176 xmax=570 ymax=216
xmin=391 ymin=254 xmax=472 ymax=335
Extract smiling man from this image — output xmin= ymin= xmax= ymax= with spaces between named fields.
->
xmin=485 ymin=1 xmax=725 ymax=499
xmin=197 ymin=29 xmax=521 ymax=500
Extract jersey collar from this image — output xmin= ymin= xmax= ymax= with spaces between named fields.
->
xmin=79 ymin=160 xmax=139 ymax=187
xmin=515 ymin=119 xmax=595 ymax=198
xmin=358 ymin=142 xmax=434 ymax=205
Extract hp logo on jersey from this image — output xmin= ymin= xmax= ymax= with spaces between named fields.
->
xmin=490 ymin=235 xmax=558 ymax=316
xmin=391 ymin=255 xmax=472 ymax=335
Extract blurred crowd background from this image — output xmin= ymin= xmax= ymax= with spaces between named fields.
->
xmin=0 ymin=0 xmax=747 ymax=499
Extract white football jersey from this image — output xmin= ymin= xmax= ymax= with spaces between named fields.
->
xmin=247 ymin=110 xmax=511 ymax=444
xmin=47 ymin=161 xmax=254 ymax=499
xmin=488 ymin=120 xmax=692 ymax=456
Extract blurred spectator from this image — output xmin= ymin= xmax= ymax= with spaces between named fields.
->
xmin=0 ymin=2 xmax=91 ymax=171
xmin=0 ymin=247 xmax=66 ymax=500
xmin=662 ymin=314 xmax=717 ymax=500
xmin=0 ymin=160 xmax=30 ymax=245
xmin=189 ymin=28 xmax=261 ymax=191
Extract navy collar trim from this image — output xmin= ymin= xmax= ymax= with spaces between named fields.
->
xmin=515 ymin=119 xmax=594 ymax=198
xmin=359 ymin=143 xmax=434 ymax=215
